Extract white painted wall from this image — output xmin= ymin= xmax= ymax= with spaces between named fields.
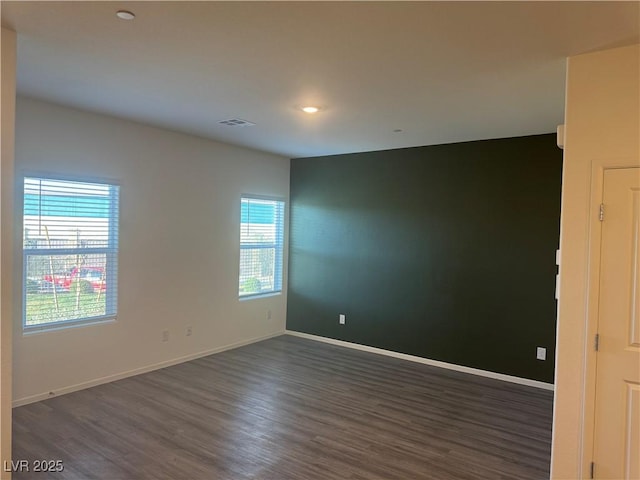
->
xmin=551 ymin=44 xmax=639 ymax=479
xmin=1 ymin=26 xmax=17 ymax=480
xmin=12 ymin=97 xmax=290 ymax=405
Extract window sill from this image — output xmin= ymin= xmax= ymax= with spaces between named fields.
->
xmin=23 ymin=316 xmax=117 ymax=336
xmin=239 ymin=291 xmax=282 ymax=301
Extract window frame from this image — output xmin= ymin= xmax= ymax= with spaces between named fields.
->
xmin=21 ymin=174 xmax=120 ymax=331
xmin=238 ymin=194 xmax=286 ymax=300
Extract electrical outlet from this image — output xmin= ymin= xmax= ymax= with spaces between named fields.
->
xmin=162 ymin=330 xmax=169 ymax=342
xmin=267 ymin=310 xmax=272 ymax=320
xmin=339 ymin=314 xmax=346 ymax=325
xmin=536 ymin=347 xmax=546 ymax=361
xmin=186 ymin=326 xmax=192 ymax=337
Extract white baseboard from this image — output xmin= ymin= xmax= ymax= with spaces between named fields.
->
xmin=14 ymin=329 xmax=552 ymax=407
xmin=285 ymin=330 xmax=554 ymax=391
xmin=13 ymin=330 xmax=285 ymax=407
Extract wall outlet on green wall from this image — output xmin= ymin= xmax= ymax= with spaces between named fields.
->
xmin=339 ymin=314 xmax=346 ymax=325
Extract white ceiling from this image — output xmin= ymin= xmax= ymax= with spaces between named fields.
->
xmin=2 ymin=1 xmax=639 ymax=158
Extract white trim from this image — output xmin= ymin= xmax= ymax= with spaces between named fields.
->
xmin=286 ymin=330 xmax=554 ymax=391
xmin=578 ymin=162 xmax=640 ymax=476
xmin=12 ymin=331 xmax=284 ymax=407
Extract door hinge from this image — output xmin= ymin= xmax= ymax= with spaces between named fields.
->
xmin=599 ymin=203 xmax=605 ymax=221
xmin=590 ymin=461 xmax=595 ymax=479
xmin=595 ymin=334 xmax=600 ymax=352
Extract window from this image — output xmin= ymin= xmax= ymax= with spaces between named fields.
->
xmin=239 ymin=196 xmax=285 ymax=298
xmin=23 ymin=176 xmax=119 ymax=329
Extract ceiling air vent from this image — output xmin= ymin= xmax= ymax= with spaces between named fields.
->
xmin=218 ymin=118 xmax=256 ymax=127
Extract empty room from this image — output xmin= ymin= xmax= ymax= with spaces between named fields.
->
xmin=1 ymin=2 xmax=639 ymax=479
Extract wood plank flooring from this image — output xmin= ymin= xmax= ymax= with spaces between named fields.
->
xmin=12 ymin=335 xmax=553 ymax=479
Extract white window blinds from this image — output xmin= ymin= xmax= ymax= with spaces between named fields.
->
xmin=23 ymin=176 xmax=119 ymax=329
xmin=239 ymin=196 xmax=285 ymax=298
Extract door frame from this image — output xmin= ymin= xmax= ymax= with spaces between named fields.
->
xmin=580 ymin=159 xmax=640 ymax=476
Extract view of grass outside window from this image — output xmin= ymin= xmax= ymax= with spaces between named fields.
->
xmin=23 ymin=177 xmax=119 ymax=328
xmin=239 ymin=196 xmax=285 ymax=298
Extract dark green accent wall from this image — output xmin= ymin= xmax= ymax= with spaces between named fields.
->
xmin=287 ymin=134 xmax=562 ymax=383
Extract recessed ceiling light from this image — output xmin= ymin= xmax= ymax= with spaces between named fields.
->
xmin=301 ymin=106 xmax=320 ymax=114
xmin=116 ymin=10 xmax=135 ymax=20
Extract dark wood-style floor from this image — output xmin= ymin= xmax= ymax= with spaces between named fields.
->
xmin=12 ymin=335 xmax=553 ymax=480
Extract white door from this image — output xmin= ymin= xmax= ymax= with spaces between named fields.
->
xmin=593 ymin=167 xmax=640 ymax=479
